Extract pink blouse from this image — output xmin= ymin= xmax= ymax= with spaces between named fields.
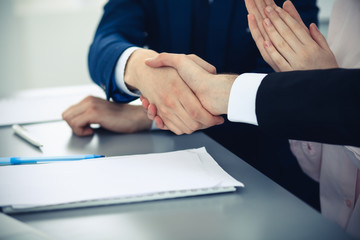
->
xmin=290 ymin=0 xmax=360 ymax=238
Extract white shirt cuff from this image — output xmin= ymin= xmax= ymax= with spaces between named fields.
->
xmin=115 ymin=46 xmax=142 ymax=97
xmin=227 ymin=73 xmax=267 ymax=126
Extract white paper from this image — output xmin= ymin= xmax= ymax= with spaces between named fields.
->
xmin=0 ymin=85 xmax=105 ymax=126
xmin=0 ymin=148 xmax=243 ymax=209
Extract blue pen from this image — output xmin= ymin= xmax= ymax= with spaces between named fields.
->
xmin=0 ymin=154 xmax=104 ymax=165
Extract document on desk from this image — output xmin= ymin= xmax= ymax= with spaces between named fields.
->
xmin=0 ymin=147 xmax=243 ymax=213
xmin=0 ymin=85 xmax=105 ymax=126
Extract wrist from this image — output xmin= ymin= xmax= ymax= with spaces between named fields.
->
xmin=207 ymin=74 xmax=237 ymax=115
xmin=124 ymin=49 xmax=158 ymax=91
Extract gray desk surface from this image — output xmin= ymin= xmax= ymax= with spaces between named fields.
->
xmin=0 ymin=121 xmax=352 ymax=240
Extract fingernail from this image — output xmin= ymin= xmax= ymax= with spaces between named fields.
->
xmin=265 ymin=6 xmax=273 ymax=13
xmin=313 ymin=23 xmax=319 ymax=31
xmin=264 ymin=18 xmax=271 ymax=26
xmin=264 ymin=40 xmax=272 ymax=48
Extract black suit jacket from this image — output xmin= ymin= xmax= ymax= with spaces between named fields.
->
xmin=256 ymin=68 xmax=360 ymax=147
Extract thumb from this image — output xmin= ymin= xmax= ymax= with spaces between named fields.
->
xmin=187 ymin=54 xmax=217 ymax=74
xmin=144 ymin=52 xmax=175 ymax=68
xmin=309 ymin=23 xmax=332 ymax=51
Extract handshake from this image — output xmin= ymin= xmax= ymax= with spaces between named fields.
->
xmin=138 ymin=53 xmax=237 ymax=135
xmin=121 ymin=0 xmax=337 ymax=135
xmin=64 ymin=0 xmax=338 ymax=137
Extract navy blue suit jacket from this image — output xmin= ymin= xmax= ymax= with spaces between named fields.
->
xmin=88 ymin=0 xmax=318 ymax=102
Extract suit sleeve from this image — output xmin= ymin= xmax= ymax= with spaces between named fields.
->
xmin=88 ymin=0 xmax=146 ymax=102
xmin=256 ymin=68 xmax=360 ymax=147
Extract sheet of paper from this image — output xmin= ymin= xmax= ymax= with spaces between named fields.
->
xmin=0 ymin=213 xmax=51 ymax=240
xmin=0 ymin=148 xmax=243 ymax=208
xmin=0 ymin=85 xmax=105 ymax=126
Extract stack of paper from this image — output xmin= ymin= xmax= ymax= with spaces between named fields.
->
xmin=0 ymin=148 xmax=243 ymax=213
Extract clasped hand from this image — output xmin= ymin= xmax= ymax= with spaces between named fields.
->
xmin=141 ymin=53 xmax=237 ymax=131
xmin=125 ymin=49 xmax=224 ymax=135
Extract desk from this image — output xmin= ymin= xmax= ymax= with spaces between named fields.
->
xmin=0 ymin=121 xmax=352 ymax=240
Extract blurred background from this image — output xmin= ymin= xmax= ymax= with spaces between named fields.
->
xmin=0 ymin=0 xmax=334 ymax=96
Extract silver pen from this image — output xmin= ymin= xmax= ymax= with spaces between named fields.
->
xmin=12 ymin=124 xmax=43 ymax=148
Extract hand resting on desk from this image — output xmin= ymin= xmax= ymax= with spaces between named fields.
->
xmin=62 ymin=96 xmax=152 ymax=136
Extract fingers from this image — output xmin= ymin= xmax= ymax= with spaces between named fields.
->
xmin=263 ymin=40 xmax=292 ymax=71
xmin=154 ymin=116 xmax=166 ymax=129
xmin=144 ymin=53 xmax=224 ymax=134
xmin=187 ymin=54 xmax=217 ymax=74
xmin=67 ymin=112 xmax=96 ymax=136
xmin=161 ymin=85 xmax=221 ymax=134
xmin=141 ymin=96 xmax=150 ymax=110
xmin=254 ymin=0 xmax=268 ymax=18
xmin=62 ymin=96 xmax=92 ymax=123
xmin=144 ymin=52 xmax=174 ymax=68
xmin=309 ymin=23 xmax=332 ymax=51
xmin=248 ymin=14 xmax=279 ymax=72
xmin=146 ymin=53 xmax=205 ymax=96
xmin=244 ymin=0 xmax=270 ymax=40
xmin=147 ymin=103 xmax=157 ymax=120
xmin=63 ymin=96 xmax=154 ymax=136
xmin=262 ymin=13 xmax=295 ymax=60
xmin=142 ymin=100 xmax=169 ymax=130
xmin=62 ymin=96 xmax=98 ymax=136
xmin=177 ymin=85 xmax=224 ymax=129
xmin=282 ymin=0 xmax=309 ymax=32
xmin=145 ymin=93 xmax=194 ymax=134
xmin=262 ymin=5 xmax=338 ymax=70
xmin=146 ymin=53 xmax=217 ymax=75
xmin=268 ymin=6 xmax=312 ymax=46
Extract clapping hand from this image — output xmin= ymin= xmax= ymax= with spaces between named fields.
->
xmin=245 ymin=0 xmax=338 ymax=71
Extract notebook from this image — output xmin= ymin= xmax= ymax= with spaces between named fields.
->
xmin=0 ymin=147 xmax=243 ymax=213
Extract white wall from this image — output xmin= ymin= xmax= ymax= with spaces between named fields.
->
xmin=0 ymin=0 xmax=106 ymax=96
xmin=0 ymin=0 xmax=334 ymax=96
xmin=317 ymin=0 xmax=335 ymax=37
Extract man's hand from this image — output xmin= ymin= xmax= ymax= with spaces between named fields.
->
xmin=124 ymin=49 xmax=224 ymax=135
xmin=143 ymin=53 xmax=237 ymax=129
xmin=62 ymin=96 xmax=152 ymax=136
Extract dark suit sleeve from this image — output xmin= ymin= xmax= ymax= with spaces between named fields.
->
xmin=255 ymin=68 xmax=360 ymax=147
xmin=88 ymin=0 xmax=146 ymax=102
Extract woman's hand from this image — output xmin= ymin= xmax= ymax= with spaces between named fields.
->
xmin=246 ymin=0 xmax=338 ymax=71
